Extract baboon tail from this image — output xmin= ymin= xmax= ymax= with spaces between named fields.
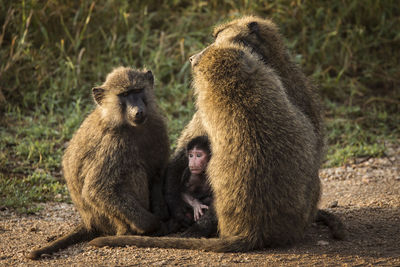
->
xmin=27 ymin=224 xmax=96 ymax=260
xmin=316 ymin=209 xmax=347 ymax=240
xmin=89 ymin=235 xmax=253 ymax=252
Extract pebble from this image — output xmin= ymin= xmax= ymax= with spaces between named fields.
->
xmin=317 ymin=240 xmax=329 ymax=246
xmin=328 ymin=201 xmax=338 ymax=208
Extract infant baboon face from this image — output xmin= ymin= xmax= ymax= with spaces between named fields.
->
xmin=188 ymin=147 xmax=209 ymax=174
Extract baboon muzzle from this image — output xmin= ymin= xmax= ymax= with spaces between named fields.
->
xmin=127 ymin=106 xmax=147 ymax=125
xmin=189 ymin=47 xmax=208 ymax=67
xmin=134 ymin=109 xmax=146 ymax=124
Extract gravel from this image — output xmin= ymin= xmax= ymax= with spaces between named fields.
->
xmin=1 ymin=144 xmax=399 ymax=266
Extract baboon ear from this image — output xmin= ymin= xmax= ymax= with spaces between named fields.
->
xmin=248 ymin=21 xmax=259 ymax=33
xmin=92 ymin=87 xmax=105 ymax=105
xmin=145 ymin=70 xmax=154 ymax=84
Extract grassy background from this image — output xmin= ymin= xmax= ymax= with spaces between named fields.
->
xmin=1 ymin=0 xmax=399 ymax=212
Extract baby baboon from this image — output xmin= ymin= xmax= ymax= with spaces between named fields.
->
xmin=156 ymin=135 xmax=217 ymax=237
xmin=181 ymin=136 xmax=212 ymax=223
xmin=169 ymin=135 xmax=217 ymax=237
xmin=27 ymin=67 xmax=170 ymax=259
xmin=164 ymin=113 xmax=208 ymax=229
xmin=178 ymin=136 xmax=217 ymax=238
xmin=89 ymin=16 xmax=345 ymax=251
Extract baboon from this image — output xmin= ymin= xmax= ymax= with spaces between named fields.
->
xmin=164 ymin=15 xmax=326 ymax=236
xmin=180 ymin=136 xmax=213 ymax=225
xmin=170 ymin=15 xmax=345 ymax=240
xmin=89 ymin=16 xmax=345 ymax=251
xmin=164 ymin=113 xmax=209 ymax=231
xmin=176 ymin=135 xmax=218 ymax=238
xmin=27 ymin=67 xmax=170 ymax=259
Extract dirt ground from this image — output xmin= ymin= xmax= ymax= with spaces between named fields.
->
xmin=1 ymin=145 xmax=399 ymax=266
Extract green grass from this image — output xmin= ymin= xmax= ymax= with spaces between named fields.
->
xmin=0 ymin=0 xmax=399 ymax=212
xmin=0 ymin=171 xmax=69 ymax=214
xmin=324 ymin=99 xmax=399 ymax=167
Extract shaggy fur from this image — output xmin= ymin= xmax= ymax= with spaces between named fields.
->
xmin=28 ymin=67 xmax=170 ymax=259
xmin=89 ymin=16 xmax=345 ymax=252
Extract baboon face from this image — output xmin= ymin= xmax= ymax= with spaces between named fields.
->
xmin=212 ymin=16 xmax=283 ymax=66
xmin=190 ymin=16 xmax=282 ymax=70
xmin=117 ymin=85 xmax=148 ymax=125
xmin=92 ymin=68 xmax=154 ymax=127
xmin=188 ymin=147 xmax=209 ymax=175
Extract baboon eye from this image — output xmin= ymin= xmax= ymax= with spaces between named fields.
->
xmin=119 ymin=89 xmax=144 ymax=98
xmin=248 ymin=21 xmax=259 ymax=33
xmin=240 ymin=39 xmax=250 ymax=47
xmin=145 ymin=71 xmax=154 ymax=83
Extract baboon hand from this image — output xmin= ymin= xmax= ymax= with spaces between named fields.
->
xmin=193 ymin=203 xmax=209 ymax=221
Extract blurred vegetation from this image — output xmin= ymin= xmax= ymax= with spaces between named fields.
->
xmin=1 ymin=0 xmax=399 ymax=212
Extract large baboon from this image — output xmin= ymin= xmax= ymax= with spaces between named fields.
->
xmin=165 ymin=15 xmax=325 ymax=235
xmin=89 ymin=16 xmax=344 ymax=251
xmin=168 ymin=16 xmax=345 ymax=239
xmin=28 ymin=67 xmax=170 ymax=259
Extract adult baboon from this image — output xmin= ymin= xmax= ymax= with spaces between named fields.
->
xmin=165 ymin=15 xmax=325 ymax=235
xmin=28 ymin=67 xmax=170 ymax=259
xmin=89 ymin=16 xmax=345 ymax=251
xmin=168 ymin=16 xmax=344 ymax=240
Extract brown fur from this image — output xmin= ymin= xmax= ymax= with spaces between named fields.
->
xmin=183 ymin=15 xmax=344 ymax=239
xmin=174 ymin=136 xmax=216 ymax=234
xmin=165 ymin=16 xmax=324 ymax=231
xmin=27 ymin=67 xmax=170 ymax=259
xmin=89 ymin=16 xmax=345 ymax=251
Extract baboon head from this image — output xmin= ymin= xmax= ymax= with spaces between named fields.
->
xmin=213 ymin=16 xmax=284 ymax=65
xmin=92 ymin=67 xmax=155 ymax=127
xmin=190 ymin=16 xmax=285 ymax=70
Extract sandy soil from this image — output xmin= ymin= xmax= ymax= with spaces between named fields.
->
xmin=1 ymin=145 xmax=399 ymax=266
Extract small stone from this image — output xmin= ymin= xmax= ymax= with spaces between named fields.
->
xmin=317 ymin=240 xmax=329 ymax=246
xmin=328 ymin=201 xmax=338 ymax=208
xmin=362 ymin=176 xmax=370 ymax=184
xmin=46 ymin=235 xmax=57 ymax=242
